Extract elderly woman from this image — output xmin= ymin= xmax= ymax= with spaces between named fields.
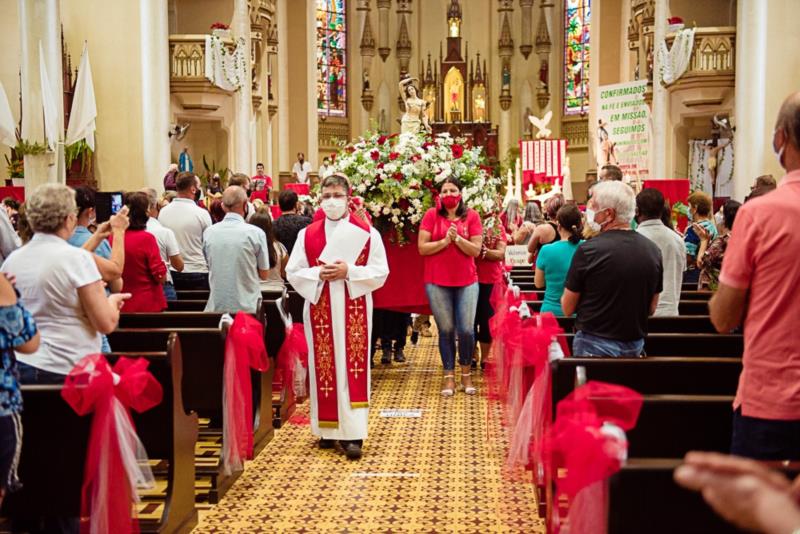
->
xmin=1 ymin=184 xmax=130 ymax=383
xmin=512 ymin=201 xmax=544 ymax=245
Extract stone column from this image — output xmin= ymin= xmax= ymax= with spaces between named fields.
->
xmin=650 ymin=0 xmax=668 ymax=179
xmin=234 ymin=0 xmax=254 ymax=174
xmin=277 ymin=0 xmax=289 ymax=172
xmin=19 ymin=0 xmax=65 ymax=191
xmin=139 ymin=0 xmax=171 ymax=192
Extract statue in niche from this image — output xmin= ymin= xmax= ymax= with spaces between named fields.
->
xmin=399 ymin=75 xmax=432 ymax=134
xmin=538 ymin=59 xmax=549 ymax=91
xmin=362 ymin=70 xmax=371 ymax=92
xmin=704 ymin=131 xmax=731 ymax=198
xmin=502 ymin=65 xmax=511 ymax=89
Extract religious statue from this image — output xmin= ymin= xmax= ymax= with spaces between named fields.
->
xmin=474 ymin=93 xmax=486 ymax=122
xmin=596 ymin=119 xmax=617 ymax=166
xmin=538 ymin=59 xmax=549 ymax=91
xmin=502 ymin=65 xmax=511 ymax=89
xmin=362 ymin=70 xmax=370 ymax=92
xmin=704 ymin=132 xmax=731 ymax=198
xmin=399 ymin=76 xmax=432 ymax=135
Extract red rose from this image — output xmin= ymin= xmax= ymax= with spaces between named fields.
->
xmin=411 ymin=154 xmax=421 ymax=163
xmin=330 ymin=153 xmax=337 ymax=162
xmin=398 ymin=198 xmax=410 ymax=210
xmin=370 ymin=150 xmax=380 ymax=161
xmin=423 ymin=179 xmax=434 ymax=190
xmin=393 ymin=172 xmax=404 ymax=181
xmin=422 ymin=141 xmax=433 ymax=150
xmin=346 ymin=146 xmax=355 ymax=154
xmin=375 ymin=174 xmax=384 ymax=184
xmin=389 ymin=152 xmax=399 ymax=161
xmin=377 ymin=162 xmax=385 ymax=169
xmin=377 ymin=135 xmax=387 ymax=145
xmin=451 ymin=144 xmax=464 ymax=159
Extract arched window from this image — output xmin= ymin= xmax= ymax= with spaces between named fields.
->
xmin=564 ymin=0 xmax=590 ymax=115
xmin=316 ymin=0 xmax=347 ymax=117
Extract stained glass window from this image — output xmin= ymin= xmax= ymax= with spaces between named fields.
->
xmin=316 ymin=0 xmax=347 ymax=117
xmin=564 ymin=0 xmax=590 ymax=115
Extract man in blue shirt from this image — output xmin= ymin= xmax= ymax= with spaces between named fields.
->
xmin=203 ymin=186 xmax=270 ymax=314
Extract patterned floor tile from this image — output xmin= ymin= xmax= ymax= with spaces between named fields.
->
xmin=194 ymin=335 xmax=544 ymax=533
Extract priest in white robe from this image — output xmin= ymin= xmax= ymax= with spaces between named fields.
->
xmin=286 ymin=173 xmax=389 ymax=460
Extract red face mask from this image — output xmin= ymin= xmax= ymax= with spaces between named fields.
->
xmin=441 ymin=194 xmax=462 ymax=210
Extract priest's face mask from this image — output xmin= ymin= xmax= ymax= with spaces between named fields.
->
xmin=320 ymin=184 xmax=349 ymax=220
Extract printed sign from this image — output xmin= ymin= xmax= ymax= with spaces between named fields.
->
xmin=597 ymin=80 xmax=652 ymax=182
xmin=379 ymin=409 xmax=423 ymax=418
xmin=505 ymin=245 xmax=531 ymax=267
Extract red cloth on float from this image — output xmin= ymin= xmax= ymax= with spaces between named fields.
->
xmin=0 ymin=186 xmax=24 ymax=203
xmin=285 ymin=183 xmax=310 ymax=196
xmin=61 ymin=354 xmax=163 ymax=534
xmin=643 ymin=179 xmax=690 ymax=232
xmin=372 ymin=233 xmax=431 ymax=314
xmin=222 ymin=312 xmax=269 ymax=475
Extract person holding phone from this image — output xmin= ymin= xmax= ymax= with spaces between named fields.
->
xmin=418 ymin=177 xmax=483 ymax=397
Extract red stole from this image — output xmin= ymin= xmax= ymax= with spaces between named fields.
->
xmin=304 ymin=214 xmax=371 ymax=428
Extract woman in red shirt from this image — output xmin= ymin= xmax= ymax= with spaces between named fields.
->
xmin=112 ymin=192 xmax=167 ymax=312
xmin=418 ymin=177 xmax=483 ymax=397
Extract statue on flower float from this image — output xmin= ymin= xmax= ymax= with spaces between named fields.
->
xmin=399 ymin=75 xmax=432 ymax=135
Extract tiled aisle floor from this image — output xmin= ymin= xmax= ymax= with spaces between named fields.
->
xmin=194 ymin=334 xmax=545 ymax=533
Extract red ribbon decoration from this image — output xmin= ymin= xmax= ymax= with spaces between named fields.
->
xmin=276 ymin=322 xmax=309 ymax=399
xmin=61 ymin=354 xmax=163 ymax=534
xmin=223 ymin=311 xmax=270 ymax=475
xmin=544 ymin=381 xmax=643 ymax=534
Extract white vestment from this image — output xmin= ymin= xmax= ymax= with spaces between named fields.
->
xmin=286 ymin=216 xmax=389 ymax=440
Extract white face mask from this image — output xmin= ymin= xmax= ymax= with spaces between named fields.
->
xmin=321 ymin=197 xmax=347 ymax=220
xmin=585 ymin=208 xmax=602 ymax=233
xmin=775 ymin=140 xmax=786 ymax=169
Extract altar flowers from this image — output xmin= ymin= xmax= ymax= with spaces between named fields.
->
xmin=331 ymin=131 xmax=500 ymax=242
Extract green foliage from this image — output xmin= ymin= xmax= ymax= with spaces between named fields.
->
xmin=14 ymin=139 xmax=47 ymax=156
xmin=201 ymin=154 xmax=230 ymax=187
xmin=65 ymin=139 xmax=93 ymax=173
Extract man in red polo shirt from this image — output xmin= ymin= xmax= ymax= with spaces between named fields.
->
xmin=710 ymin=91 xmax=800 ymax=460
xmin=251 ymin=162 xmax=273 ymax=203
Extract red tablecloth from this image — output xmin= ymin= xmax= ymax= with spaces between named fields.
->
xmin=0 ymin=187 xmax=24 ymax=203
xmin=643 ymin=179 xmax=690 ymax=232
xmin=285 ymin=183 xmax=310 ymax=196
xmin=373 ymin=234 xmax=431 ymax=314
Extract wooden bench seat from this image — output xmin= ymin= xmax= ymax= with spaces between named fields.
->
xmin=1 ymin=337 xmax=198 ymax=533
xmin=556 ymin=315 xmax=717 ymax=333
xmin=560 ymin=333 xmax=743 ymax=357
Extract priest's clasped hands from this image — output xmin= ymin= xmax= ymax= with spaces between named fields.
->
xmin=320 ymin=261 xmax=349 ymax=281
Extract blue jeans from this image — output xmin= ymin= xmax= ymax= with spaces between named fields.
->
xmin=163 ymin=282 xmax=177 ymax=301
xmin=17 ymin=361 xmax=67 ymax=384
xmin=425 ymin=283 xmax=479 ymax=370
xmin=572 ymin=331 xmax=644 ymax=357
xmin=171 ymin=271 xmax=209 ymax=290
xmin=731 ymin=409 xmax=800 ymax=460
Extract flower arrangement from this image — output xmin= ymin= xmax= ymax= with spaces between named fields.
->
xmin=331 ymin=131 xmax=501 ymax=243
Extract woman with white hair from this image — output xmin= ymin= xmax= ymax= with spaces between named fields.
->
xmin=1 ymin=184 xmax=130 ymax=383
xmin=560 ymin=181 xmax=663 ymax=357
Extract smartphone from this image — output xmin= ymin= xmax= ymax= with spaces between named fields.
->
xmin=95 ymin=191 xmax=124 ymax=223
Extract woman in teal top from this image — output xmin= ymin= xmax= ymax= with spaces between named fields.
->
xmin=534 ymin=205 xmax=584 ymax=316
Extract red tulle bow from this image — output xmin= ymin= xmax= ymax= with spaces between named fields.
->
xmin=223 ymin=312 xmax=270 ymax=475
xmin=62 ymin=354 xmax=163 ymax=534
xmin=544 ymin=381 xmax=643 ymax=534
xmin=276 ymin=323 xmax=309 ymax=399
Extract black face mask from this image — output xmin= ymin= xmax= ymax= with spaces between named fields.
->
xmin=194 ymin=189 xmax=202 ymax=202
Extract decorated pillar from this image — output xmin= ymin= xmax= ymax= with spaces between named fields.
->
xmin=139 ymin=0 xmax=171 ymax=192
xmin=519 ymin=0 xmax=534 ymax=60
xmin=497 ymin=2 xmax=514 ymax=159
xmin=376 ymin=0 xmax=391 ymax=62
xmin=277 ymin=0 xmax=289 ymax=171
xmin=535 ymin=1 xmax=552 ymax=110
xmin=233 ymin=0 xmax=254 ymax=174
xmin=395 ymin=0 xmax=412 ymax=76
xmin=733 ymin=0 xmax=767 ymax=201
xmin=650 ymin=0 xmax=667 ymax=179
xmin=359 ymin=0 xmax=375 ymax=128
xmin=19 ymin=0 xmax=65 ymax=190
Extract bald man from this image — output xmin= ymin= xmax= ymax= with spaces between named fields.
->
xmin=203 ymin=186 xmax=270 ymax=314
xmin=710 ymin=91 xmax=800 ymax=460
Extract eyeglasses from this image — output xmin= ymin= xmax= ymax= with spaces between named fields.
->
xmin=320 ymin=193 xmax=347 ymax=200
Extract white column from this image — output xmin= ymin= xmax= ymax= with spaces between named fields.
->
xmin=305 ymin=0 xmax=318 ymax=167
xmin=140 ymin=0 xmax=171 ymax=192
xmin=650 ymin=0 xmax=668 ymax=179
xmin=19 ymin=0 xmax=65 ymax=191
xmin=499 ymin=109 xmax=511 ymax=161
xmin=233 ymin=0 xmax=253 ymax=174
xmin=277 ymin=0 xmax=289 ymax=172
xmin=733 ymin=0 xmax=767 ymax=201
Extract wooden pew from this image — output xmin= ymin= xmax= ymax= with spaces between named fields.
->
xmin=1 ymin=337 xmax=198 ymax=533
xmin=561 ymin=333 xmax=743 ymax=357
xmin=514 ymin=288 xmax=711 ymax=301
xmin=108 ymin=327 xmax=253 ymax=504
xmin=557 ymin=315 xmax=717 ymax=333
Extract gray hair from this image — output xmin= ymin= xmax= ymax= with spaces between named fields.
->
xmin=222 ymin=185 xmax=247 ymax=209
xmin=321 ymin=173 xmax=350 ymax=192
xmin=523 ymin=202 xmax=543 ymax=224
xmin=591 ymin=181 xmax=636 ymax=224
xmin=504 ymin=198 xmax=519 ymax=222
xmin=26 ymin=183 xmax=76 ymax=234
xmin=140 ymin=187 xmax=159 ymax=211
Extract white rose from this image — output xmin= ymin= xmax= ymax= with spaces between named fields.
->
xmin=383 ymin=207 xmax=391 ymax=215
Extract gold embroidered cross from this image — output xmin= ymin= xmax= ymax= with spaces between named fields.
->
xmin=320 ymin=382 xmax=334 ymax=397
xmin=350 ymin=365 xmax=365 ymax=379
xmin=350 ymin=300 xmax=364 ymax=314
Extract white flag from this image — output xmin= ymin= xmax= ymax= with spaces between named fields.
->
xmin=39 ymin=41 xmax=59 ymax=151
xmin=66 ymin=42 xmax=97 ymax=150
xmin=0 ymin=82 xmax=15 ymax=148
